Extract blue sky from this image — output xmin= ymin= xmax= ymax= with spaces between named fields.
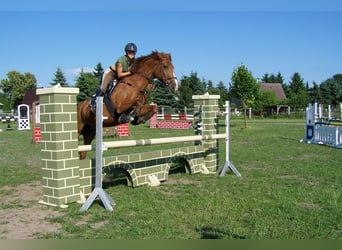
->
xmin=1 ymin=0 xmax=342 ymax=88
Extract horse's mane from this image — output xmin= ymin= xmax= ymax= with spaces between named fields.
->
xmin=131 ymin=51 xmax=170 ymax=72
xmin=132 ymin=51 xmax=158 ymax=68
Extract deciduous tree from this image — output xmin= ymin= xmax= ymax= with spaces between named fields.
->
xmin=0 ymin=70 xmax=37 ymax=108
xmin=230 ymin=64 xmax=259 ymax=128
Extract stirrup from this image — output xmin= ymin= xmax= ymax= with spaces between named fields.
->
xmin=89 ymin=97 xmax=97 ymax=112
xmin=90 ymin=106 xmax=96 ymax=113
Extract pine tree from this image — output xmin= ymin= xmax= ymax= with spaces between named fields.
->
xmin=216 ymin=81 xmax=229 ymax=108
xmin=288 ymin=72 xmax=306 ymax=93
xmin=50 ymin=67 xmax=68 ymax=86
xmin=150 ymin=80 xmax=178 ymax=113
xmin=308 ymin=82 xmax=322 ymax=103
xmin=319 ymin=74 xmax=342 ymax=105
xmin=261 ymin=73 xmax=270 ymax=83
xmin=207 ymin=80 xmax=214 ymax=92
xmin=275 ymin=72 xmax=284 ymax=83
xmin=75 ymin=70 xmax=99 ymax=103
xmin=177 ymin=72 xmax=206 ymax=109
xmin=287 ymin=72 xmax=308 ymax=108
xmin=261 ymin=72 xmax=284 ymax=83
xmin=93 ymin=63 xmax=104 ymax=84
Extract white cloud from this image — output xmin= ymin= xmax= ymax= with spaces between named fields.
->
xmin=66 ymin=67 xmax=94 ymax=76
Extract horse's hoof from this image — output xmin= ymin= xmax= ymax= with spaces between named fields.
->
xmin=118 ymin=114 xmax=129 ymax=124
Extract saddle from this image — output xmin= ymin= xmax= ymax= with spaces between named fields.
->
xmin=103 ymin=81 xmax=118 ymax=119
xmin=90 ymin=80 xmax=139 ymax=124
xmin=89 ymin=81 xmax=116 ymax=114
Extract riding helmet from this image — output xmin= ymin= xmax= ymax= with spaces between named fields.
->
xmin=125 ymin=43 xmax=137 ymax=53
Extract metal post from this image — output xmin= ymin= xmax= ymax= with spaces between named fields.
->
xmin=80 ymin=96 xmax=115 ymax=212
xmin=328 ymin=105 xmax=332 ymax=120
xmin=218 ymin=101 xmax=241 ymax=177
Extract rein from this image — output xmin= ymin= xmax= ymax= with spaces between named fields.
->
xmin=118 ymin=80 xmax=149 ymax=95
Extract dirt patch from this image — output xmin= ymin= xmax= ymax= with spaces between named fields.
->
xmin=0 ymin=181 xmax=61 ymax=239
xmin=297 ymin=201 xmax=322 ymax=210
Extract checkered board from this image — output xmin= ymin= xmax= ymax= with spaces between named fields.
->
xmin=18 ymin=119 xmax=30 ymax=130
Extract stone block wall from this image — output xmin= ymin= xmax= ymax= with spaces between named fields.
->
xmin=192 ymin=94 xmax=220 ymax=172
xmin=37 ymin=87 xmax=80 ymax=207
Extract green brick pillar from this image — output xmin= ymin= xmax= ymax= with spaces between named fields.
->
xmin=37 ymin=87 xmax=80 ymax=208
xmin=192 ymin=94 xmax=220 ymax=173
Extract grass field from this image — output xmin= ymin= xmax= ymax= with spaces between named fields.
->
xmin=0 ymin=117 xmax=341 ymax=239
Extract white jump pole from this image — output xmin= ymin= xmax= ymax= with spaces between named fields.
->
xmin=80 ymin=96 xmax=115 ymax=212
xmin=78 ymin=134 xmax=226 ymax=152
xmin=218 ymin=101 xmax=241 ymax=177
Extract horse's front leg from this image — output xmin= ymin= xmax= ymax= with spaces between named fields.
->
xmin=117 ymin=94 xmax=146 ymax=124
xmin=118 ymin=108 xmax=138 ymax=124
xmin=131 ymin=104 xmax=158 ymax=125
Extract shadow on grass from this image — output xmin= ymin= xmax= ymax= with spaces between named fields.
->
xmin=196 ymin=226 xmax=246 ymax=239
xmin=102 ymin=167 xmax=130 ymax=189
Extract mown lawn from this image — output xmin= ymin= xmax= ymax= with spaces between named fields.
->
xmin=0 ymin=117 xmax=341 ymax=239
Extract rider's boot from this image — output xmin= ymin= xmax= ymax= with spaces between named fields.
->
xmin=89 ymin=88 xmax=104 ymax=111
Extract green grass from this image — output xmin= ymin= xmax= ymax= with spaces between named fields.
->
xmin=0 ymin=122 xmax=42 ymax=186
xmin=1 ymin=118 xmax=342 ymax=239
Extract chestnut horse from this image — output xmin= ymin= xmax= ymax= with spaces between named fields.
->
xmin=77 ymin=51 xmax=178 ymax=159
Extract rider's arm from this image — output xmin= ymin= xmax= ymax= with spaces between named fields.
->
xmin=116 ymin=62 xmax=132 ymax=79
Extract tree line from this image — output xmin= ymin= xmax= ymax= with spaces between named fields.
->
xmin=1 ymin=63 xmax=342 ymax=115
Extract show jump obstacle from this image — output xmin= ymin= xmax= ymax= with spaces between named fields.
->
xmin=149 ymin=105 xmax=193 ymax=129
xmin=301 ymin=101 xmax=342 ymax=148
xmin=36 ymin=87 xmax=239 ymax=210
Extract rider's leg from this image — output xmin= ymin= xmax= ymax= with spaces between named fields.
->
xmin=101 ymin=68 xmax=116 ymax=94
xmin=90 ymin=67 xmax=115 ymax=110
xmin=89 ymin=87 xmax=104 ymax=110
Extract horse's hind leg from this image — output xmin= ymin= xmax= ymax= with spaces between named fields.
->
xmin=79 ymin=125 xmax=96 ymax=160
xmin=131 ymin=104 xmax=158 ymax=125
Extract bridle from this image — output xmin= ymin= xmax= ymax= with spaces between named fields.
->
xmin=158 ymin=64 xmax=177 ymax=85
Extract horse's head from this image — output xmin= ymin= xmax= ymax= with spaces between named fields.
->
xmin=154 ymin=52 xmax=179 ymax=92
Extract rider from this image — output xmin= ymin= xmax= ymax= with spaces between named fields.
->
xmin=89 ymin=42 xmax=138 ymax=110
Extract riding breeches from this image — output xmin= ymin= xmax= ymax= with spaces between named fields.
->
xmin=100 ymin=68 xmax=116 ymax=93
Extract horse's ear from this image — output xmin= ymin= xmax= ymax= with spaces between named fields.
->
xmin=154 ymin=51 xmax=162 ymax=59
xmin=163 ymin=53 xmax=172 ymax=63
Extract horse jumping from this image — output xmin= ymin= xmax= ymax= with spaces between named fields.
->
xmin=77 ymin=51 xmax=178 ymax=159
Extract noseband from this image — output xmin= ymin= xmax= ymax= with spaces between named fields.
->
xmin=158 ymin=64 xmax=177 ymax=85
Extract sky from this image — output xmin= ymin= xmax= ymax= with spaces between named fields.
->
xmin=1 ymin=0 xmax=342 ymax=88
